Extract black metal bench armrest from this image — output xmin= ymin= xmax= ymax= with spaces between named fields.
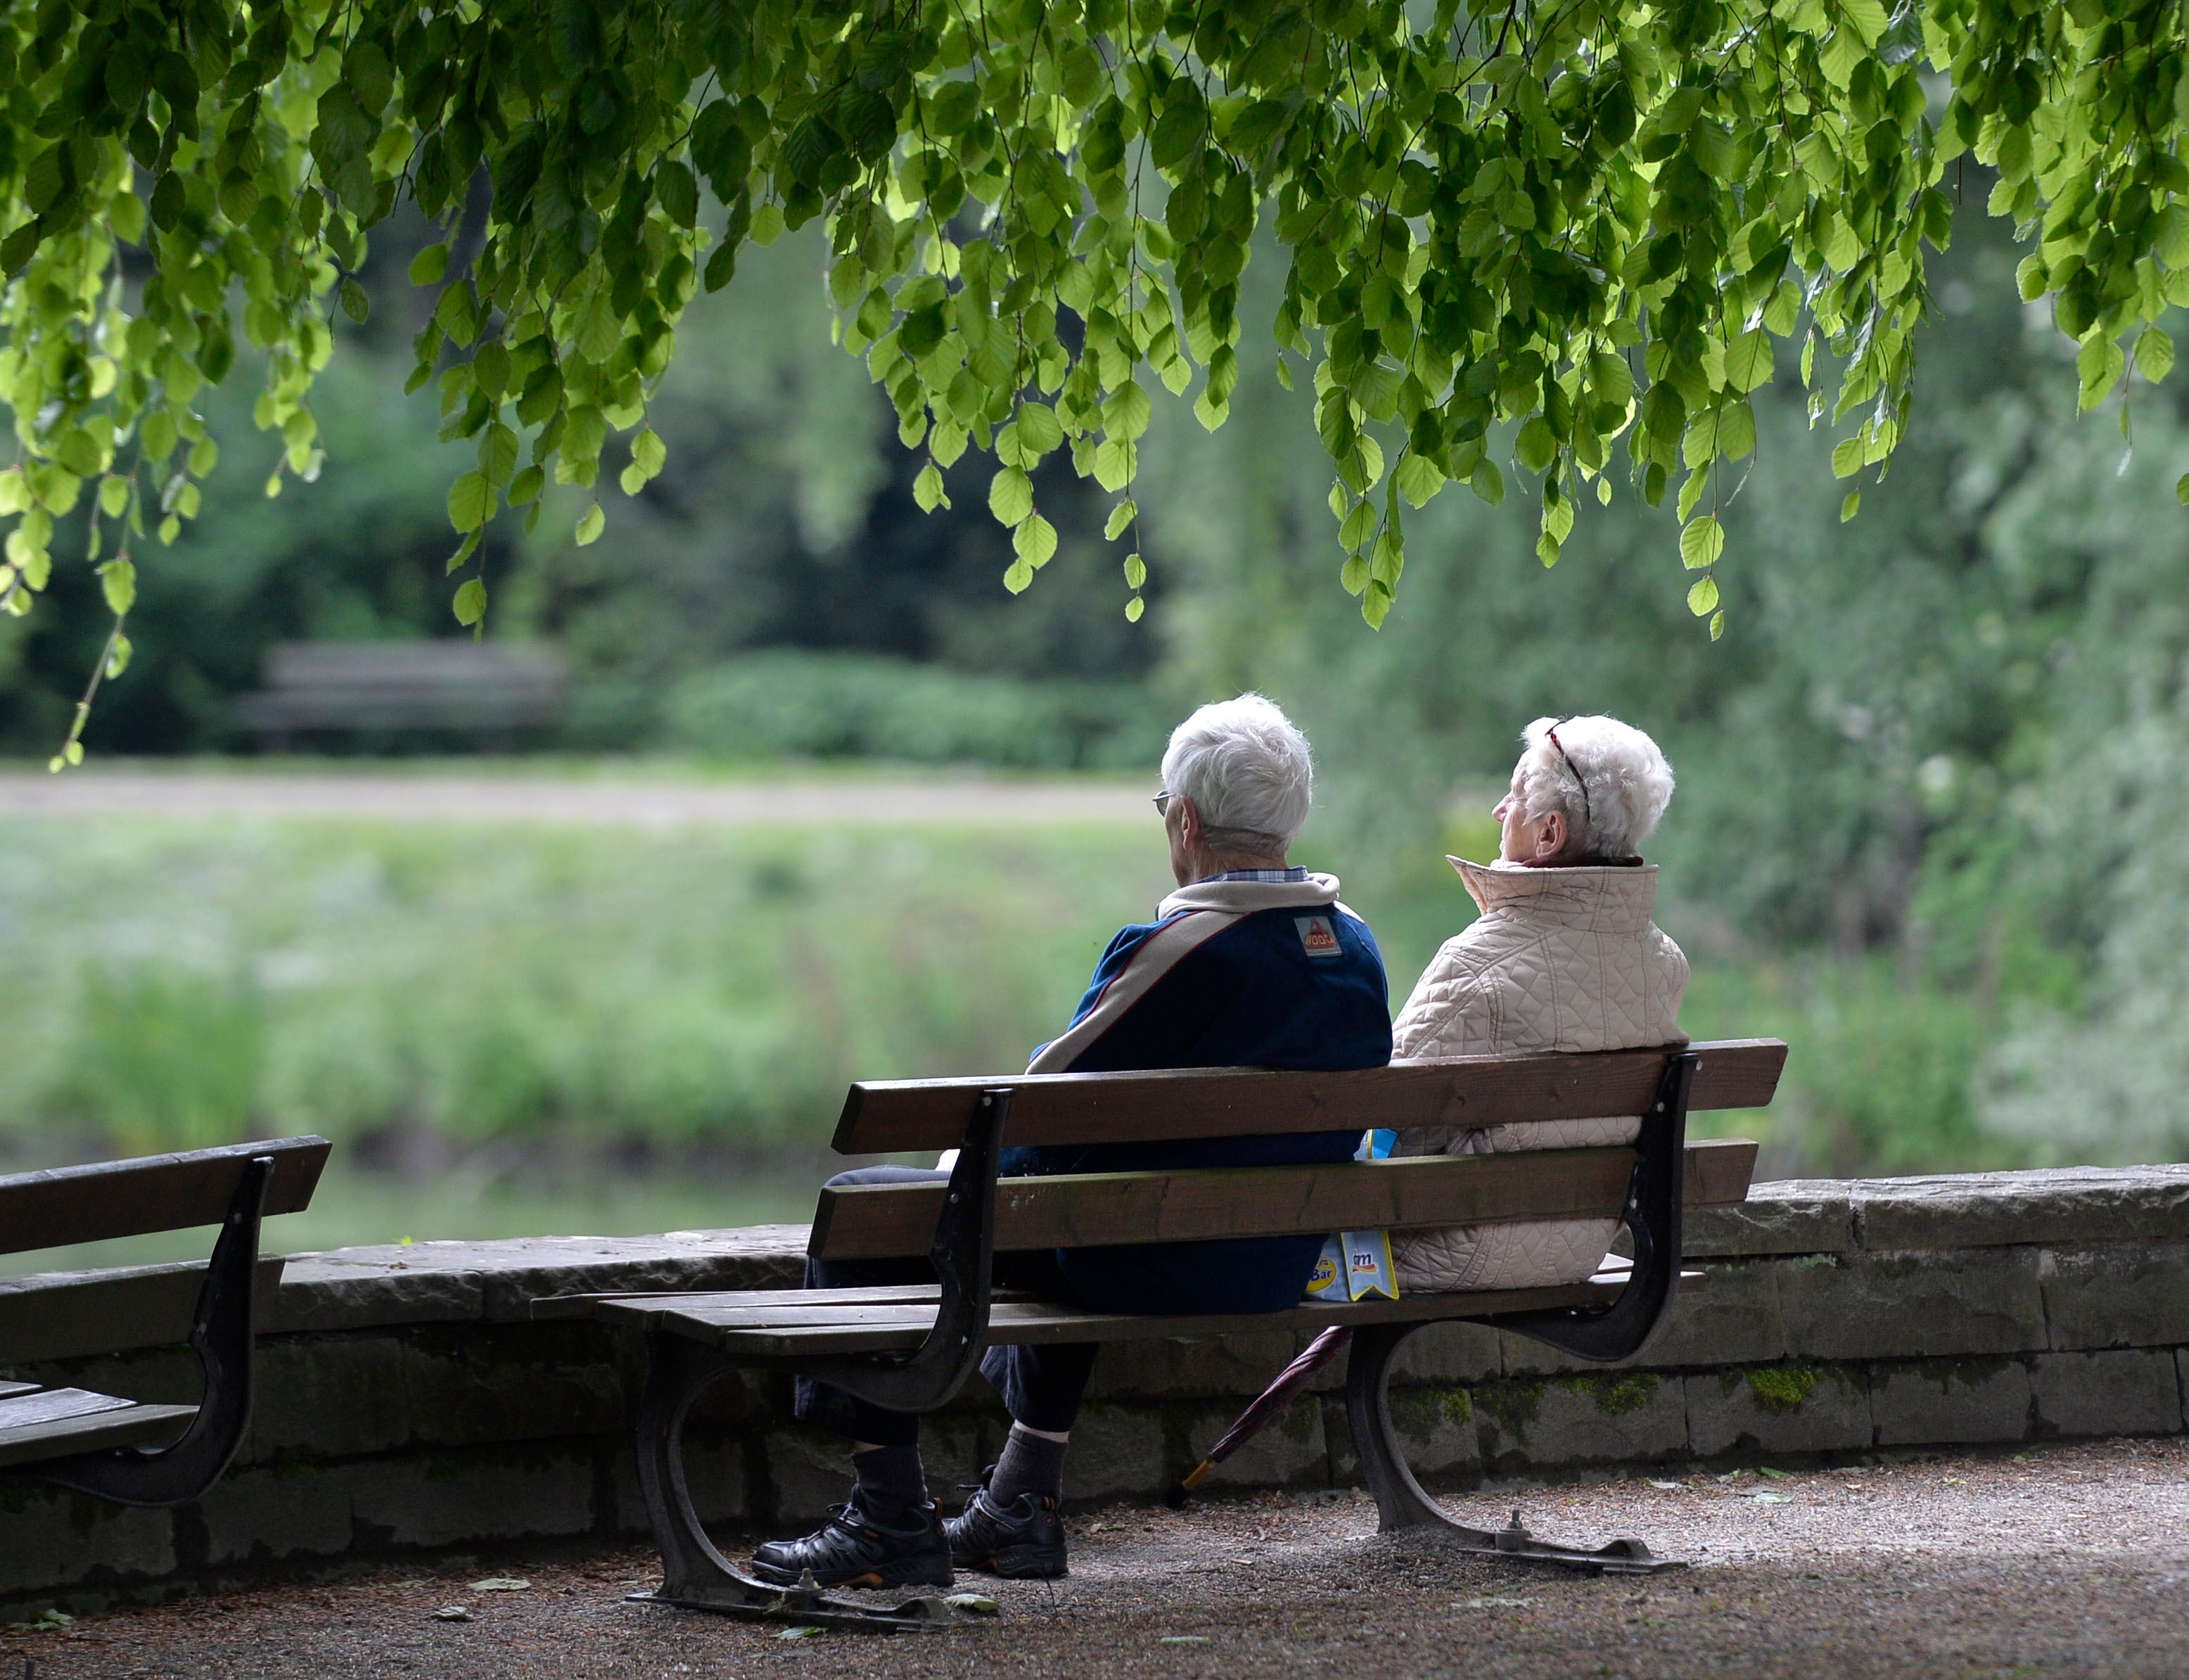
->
xmin=35 ymin=1155 xmax=273 ymax=1507
xmin=791 ymin=1087 xmax=1009 ymax=1414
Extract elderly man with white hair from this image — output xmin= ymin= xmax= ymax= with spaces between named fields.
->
xmin=753 ymin=694 xmax=1391 ymax=1591
xmin=1386 ymin=714 xmax=1689 ymax=1294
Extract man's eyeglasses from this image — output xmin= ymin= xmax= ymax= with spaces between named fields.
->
xmin=1153 ymin=789 xmax=1172 ymax=817
xmin=1546 ymin=720 xmax=1591 ymax=832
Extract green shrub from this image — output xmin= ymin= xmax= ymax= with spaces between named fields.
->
xmin=665 ymin=651 xmax=1169 ymax=771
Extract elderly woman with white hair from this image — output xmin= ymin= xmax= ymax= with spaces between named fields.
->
xmin=753 ymin=694 xmax=1391 ymax=1591
xmin=1386 ymin=714 xmax=1689 ymax=1294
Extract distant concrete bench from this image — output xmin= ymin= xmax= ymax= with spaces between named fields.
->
xmin=0 ymin=1138 xmax=328 ymax=1504
xmin=562 ymin=1039 xmax=1782 ymax=1624
xmin=234 ymin=641 xmax=567 ymax=739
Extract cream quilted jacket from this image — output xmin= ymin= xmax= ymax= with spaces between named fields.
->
xmin=1388 ymin=858 xmax=1689 ymax=1293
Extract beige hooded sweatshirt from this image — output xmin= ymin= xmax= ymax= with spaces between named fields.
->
xmin=1387 ymin=858 xmax=1689 ymax=1292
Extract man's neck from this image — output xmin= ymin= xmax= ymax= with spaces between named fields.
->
xmin=1194 ymin=852 xmax=1291 ymax=877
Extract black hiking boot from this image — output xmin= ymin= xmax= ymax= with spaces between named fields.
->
xmin=946 ymin=1477 xmax=1068 ymax=1579
xmin=750 ymin=1498 xmax=953 ymax=1589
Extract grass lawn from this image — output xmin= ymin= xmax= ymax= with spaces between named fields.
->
xmin=0 ymin=761 xmax=2008 ymax=1268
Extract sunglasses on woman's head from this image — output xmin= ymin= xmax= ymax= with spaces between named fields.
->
xmin=1546 ymin=720 xmax=1592 ymax=832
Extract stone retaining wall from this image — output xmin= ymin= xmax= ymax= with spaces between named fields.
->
xmin=6 ymin=1166 xmax=2186 ymax=1609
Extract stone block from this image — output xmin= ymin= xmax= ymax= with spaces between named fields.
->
xmin=2039 ymin=1246 xmax=2189 ymax=1351
xmin=243 ymin=1334 xmax=414 ymax=1462
xmin=1085 ymin=1330 xmax=1303 ymax=1402
xmin=1498 ymin=1256 xmax=1785 ymax=1377
xmin=1474 ymin=1373 xmax=1687 ymax=1469
xmin=1854 ymin=1166 xmax=2189 ymax=1251
xmin=395 ymin=1324 xmax=630 ymax=1448
xmin=1779 ymin=1249 xmax=2046 ymax=1362
xmin=1687 ymin=1364 xmax=1871 ymax=1457
xmin=191 ymin=1465 xmax=355 ymax=1566
xmin=1686 ymin=1181 xmax=1858 ymax=1258
xmin=0 ymin=1484 xmax=174 ymax=1594
xmin=1062 ymin=1402 xmax=1168 ymax=1502
xmin=1384 ymin=1383 xmax=1483 ymax=1481
xmin=1195 ymin=1390 xmax=1329 ymax=1491
xmin=343 ymin=1447 xmax=596 ymax=1548
xmin=2029 ymin=1350 xmax=2184 ymax=1439
xmin=1386 ymin=1321 xmax=1502 ymax=1386
xmin=1869 ymin=1358 xmax=2031 ymax=1446
xmin=265 ymin=1256 xmax=485 ymax=1335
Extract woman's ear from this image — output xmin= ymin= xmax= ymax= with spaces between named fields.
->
xmin=1533 ymin=809 xmax=1567 ymax=861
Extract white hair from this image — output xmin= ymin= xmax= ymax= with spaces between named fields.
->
xmin=1516 ymin=714 xmax=1674 ymax=861
xmin=1161 ymin=694 xmax=1313 ymax=848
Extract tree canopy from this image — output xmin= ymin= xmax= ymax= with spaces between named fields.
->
xmin=1 ymin=0 xmax=2182 ymax=760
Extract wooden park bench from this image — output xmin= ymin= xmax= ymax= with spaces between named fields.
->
xmin=233 ymin=640 xmax=566 ymax=742
xmin=0 ymin=1137 xmax=328 ymax=1504
xmin=561 ymin=1039 xmax=1784 ymax=1629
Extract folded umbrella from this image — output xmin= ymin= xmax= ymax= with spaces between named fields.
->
xmin=1165 ymin=1326 xmax=1353 ymax=1506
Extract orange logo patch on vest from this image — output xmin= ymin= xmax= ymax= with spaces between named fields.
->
xmin=1294 ymin=915 xmax=1341 ymax=957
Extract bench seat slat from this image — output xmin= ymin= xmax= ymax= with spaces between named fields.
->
xmin=632 ymin=1267 xmax=1692 ymax=1358
xmin=0 ymin=1396 xmax=197 ymax=1470
xmin=834 ymin=1039 xmax=1785 ymax=1154
xmin=810 ymin=1138 xmax=1756 ymax=1261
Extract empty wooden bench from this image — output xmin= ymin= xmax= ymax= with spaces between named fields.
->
xmin=233 ymin=640 xmax=566 ymax=741
xmin=567 ymin=1040 xmax=1782 ymax=1624
xmin=0 ymin=1137 xmax=328 ymax=1504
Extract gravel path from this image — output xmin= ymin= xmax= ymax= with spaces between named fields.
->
xmin=0 ymin=768 xmax=1150 ymax=827
xmin=15 ymin=1438 xmax=2188 ymax=1678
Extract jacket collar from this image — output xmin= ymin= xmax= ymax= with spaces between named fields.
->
xmin=1448 ymin=857 xmax=1660 ymax=934
xmin=1159 ymin=870 xmax=1341 ymax=919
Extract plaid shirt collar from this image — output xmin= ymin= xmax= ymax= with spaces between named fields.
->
xmin=1196 ymin=866 xmax=1308 ymax=884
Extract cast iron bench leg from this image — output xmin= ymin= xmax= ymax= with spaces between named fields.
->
xmin=625 ymin=1089 xmax=1010 ymax=1631
xmin=1342 ymin=1052 xmax=1701 ymax=1574
xmin=39 ymin=1155 xmax=274 ymax=1508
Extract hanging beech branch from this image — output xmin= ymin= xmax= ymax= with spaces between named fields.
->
xmin=0 ymin=0 xmax=2182 ymax=752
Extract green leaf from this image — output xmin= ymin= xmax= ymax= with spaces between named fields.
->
xmin=631 ymin=428 xmax=667 ymax=478
xmin=575 ymin=502 xmax=606 ymax=546
xmin=1840 ymin=489 xmax=1861 ymax=521
xmin=1104 ymin=499 xmax=1137 ymax=541
xmin=99 ymin=559 xmax=136 ymax=616
xmin=1686 ymin=574 xmax=1719 ymax=617
xmin=1515 ymin=418 xmax=1558 ymax=474
xmin=1014 ymin=514 xmax=1059 ymax=568
xmin=1723 ymin=332 xmax=1774 ymax=393
xmin=340 ymin=279 xmax=371 ymax=324
xmin=1104 ymin=382 xmax=1152 ymax=443
xmin=447 ymin=469 xmax=493 ymax=533
xmin=2136 ymin=329 xmax=2175 ymax=384
xmin=1470 ymin=459 xmax=1505 ymax=507
xmin=1680 ymin=515 xmax=1725 ymax=570
xmin=411 ymin=244 xmax=451 ymax=286
xmin=479 ymin=424 xmax=520 ymax=487
xmin=989 ymin=467 xmax=1035 ymax=525
xmin=1396 ymin=452 xmax=1445 ymax=508
xmin=1123 ymin=552 xmax=1147 ymax=589
xmin=97 ymin=476 xmax=129 ymax=518
xmin=1016 ymin=403 xmax=1064 ymax=457
xmin=914 ymin=462 xmax=950 ymax=511
xmin=452 ymin=577 xmax=487 ymax=625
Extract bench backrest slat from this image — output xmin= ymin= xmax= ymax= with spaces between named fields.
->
xmin=809 ymin=1135 xmax=1757 ymax=1260
xmin=0 ymin=1138 xmax=331 ymax=1256
xmin=832 ymin=1038 xmax=1786 ymax=1155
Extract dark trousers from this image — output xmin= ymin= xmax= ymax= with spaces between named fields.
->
xmin=791 ymin=1167 xmax=1099 ymax=1450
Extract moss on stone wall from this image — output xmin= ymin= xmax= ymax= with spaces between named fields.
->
xmin=1744 ymin=1368 xmax=1819 ymax=1415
